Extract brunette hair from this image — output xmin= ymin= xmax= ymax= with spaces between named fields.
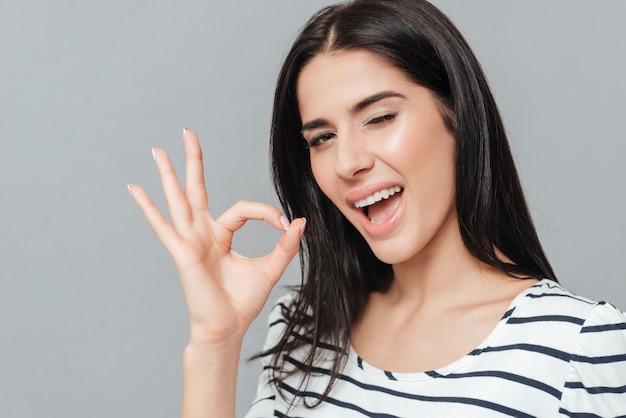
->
xmin=258 ymin=0 xmax=556 ymax=408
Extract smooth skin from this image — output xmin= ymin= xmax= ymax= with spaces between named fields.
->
xmin=298 ymin=50 xmax=537 ymax=373
xmin=128 ymin=128 xmax=305 ymax=418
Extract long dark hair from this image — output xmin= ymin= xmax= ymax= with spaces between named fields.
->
xmin=258 ymin=0 xmax=557 ymax=408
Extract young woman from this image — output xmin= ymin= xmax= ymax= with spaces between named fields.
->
xmin=129 ymin=0 xmax=626 ymax=416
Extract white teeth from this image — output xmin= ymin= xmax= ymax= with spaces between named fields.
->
xmin=354 ymin=186 xmax=402 ymax=209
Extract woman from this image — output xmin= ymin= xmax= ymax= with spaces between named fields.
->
xmin=129 ymin=0 xmax=626 ymax=416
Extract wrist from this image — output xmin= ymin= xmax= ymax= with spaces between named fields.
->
xmin=188 ymin=324 xmax=246 ymax=347
xmin=184 ymin=335 xmax=243 ymax=364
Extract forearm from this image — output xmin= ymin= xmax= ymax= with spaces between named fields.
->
xmin=181 ymin=337 xmax=243 ymax=418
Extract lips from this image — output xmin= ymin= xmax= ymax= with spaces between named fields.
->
xmin=346 ymin=184 xmax=405 ymax=237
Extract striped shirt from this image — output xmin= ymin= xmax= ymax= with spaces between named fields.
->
xmin=245 ymin=280 xmax=626 ymax=417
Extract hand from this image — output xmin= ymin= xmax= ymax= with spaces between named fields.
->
xmin=128 ymin=129 xmax=306 ymax=344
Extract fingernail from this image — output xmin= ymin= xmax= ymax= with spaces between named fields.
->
xmin=299 ymin=218 xmax=307 ymax=237
xmin=280 ymin=215 xmax=290 ymax=231
xmin=151 ymin=148 xmax=156 ymax=160
xmin=126 ymin=184 xmax=134 ymax=195
xmin=183 ymin=128 xmax=188 ymax=141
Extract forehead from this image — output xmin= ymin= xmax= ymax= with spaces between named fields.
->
xmin=296 ymin=50 xmax=414 ymax=116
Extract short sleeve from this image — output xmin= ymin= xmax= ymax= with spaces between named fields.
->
xmin=559 ymin=302 xmax=626 ymax=417
xmin=244 ymin=293 xmax=296 ymax=418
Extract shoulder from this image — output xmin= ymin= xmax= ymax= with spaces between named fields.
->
xmin=570 ymin=298 xmax=626 ymax=363
xmin=517 ymin=279 xmax=625 ymax=326
xmin=530 ymin=281 xmax=626 ymax=416
xmin=499 ymin=279 xmax=626 ymax=364
xmin=497 ymin=280 xmax=626 ymax=414
xmin=510 ymin=279 xmax=609 ymax=326
xmin=559 ymin=302 xmax=626 ymax=415
xmin=513 ymin=279 xmax=625 ymax=340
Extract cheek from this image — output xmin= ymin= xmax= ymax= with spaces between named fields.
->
xmin=415 ymin=140 xmax=456 ymax=215
xmin=377 ymin=118 xmax=436 ymax=170
xmin=383 ymin=119 xmax=456 ymax=202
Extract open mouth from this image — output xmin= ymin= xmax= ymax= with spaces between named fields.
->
xmin=354 ymin=186 xmax=403 ymax=224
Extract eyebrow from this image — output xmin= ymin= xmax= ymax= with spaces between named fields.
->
xmin=300 ymin=91 xmax=406 ymax=133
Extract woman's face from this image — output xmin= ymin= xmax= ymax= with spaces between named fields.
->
xmin=297 ymin=49 xmax=458 ymax=265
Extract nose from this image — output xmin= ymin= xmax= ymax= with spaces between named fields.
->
xmin=334 ymin=132 xmax=374 ymax=180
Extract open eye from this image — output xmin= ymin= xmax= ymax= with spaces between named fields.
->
xmin=366 ymin=112 xmax=397 ymax=126
xmin=307 ymin=131 xmax=336 ymax=148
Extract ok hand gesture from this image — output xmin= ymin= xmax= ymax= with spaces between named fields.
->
xmin=129 ymin=129 xmax=305 ymax=344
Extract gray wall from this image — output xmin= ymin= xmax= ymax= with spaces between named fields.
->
xmin=1 ymin=1 xmax=624 ymax=417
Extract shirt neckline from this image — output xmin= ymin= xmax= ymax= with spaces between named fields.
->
xmin=347 ymin=279 xmax=553 ymax=382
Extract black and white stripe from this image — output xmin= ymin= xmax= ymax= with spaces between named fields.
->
xmin=246 ymin=280 xmax=626 ymax=417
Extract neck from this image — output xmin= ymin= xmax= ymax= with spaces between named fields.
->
xmin=386 ymin=217 xmax=505 ymax=308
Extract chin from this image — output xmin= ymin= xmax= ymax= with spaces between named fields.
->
xmin=366 ymin=241 xmax=419 ymax=266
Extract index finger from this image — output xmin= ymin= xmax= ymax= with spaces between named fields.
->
xmin=214 ymin=200 xmax=290 ymax=243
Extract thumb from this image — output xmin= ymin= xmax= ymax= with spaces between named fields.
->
xmin=263 ymin=218 xmax=306 ymax=281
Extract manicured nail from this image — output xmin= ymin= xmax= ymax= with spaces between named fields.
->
xmin=280 ymin=215 xmax=290 ymax=231
xmin=299 ymin=218 xmax=307 ymax=237
xmin=151 ymin=148 xmax=156 ymax=160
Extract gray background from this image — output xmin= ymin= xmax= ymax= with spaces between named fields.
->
xmin=1 ymin=1 xmax=624 ymax=417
